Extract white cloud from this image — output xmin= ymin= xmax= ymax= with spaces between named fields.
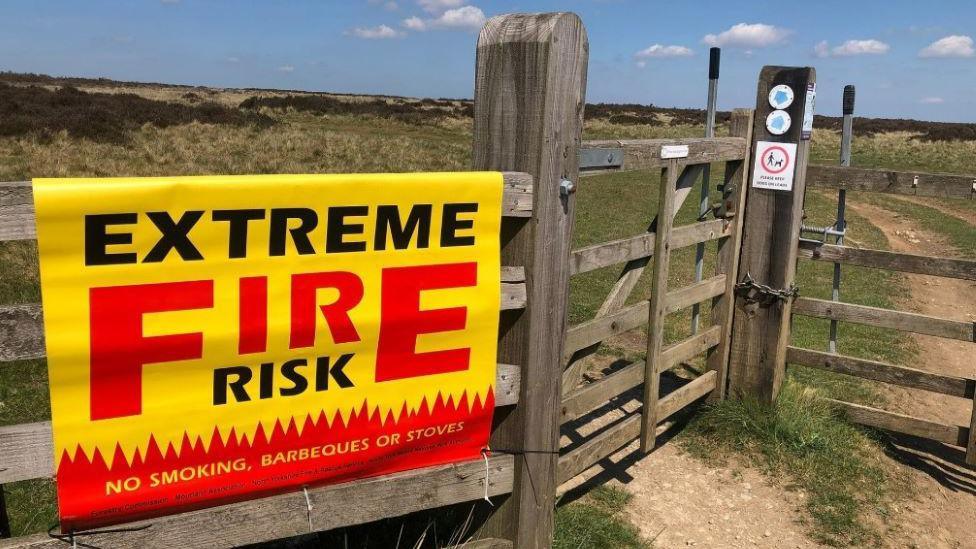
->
xmin=350 ymin=24 xmax=404 ymax=39
xmin=703 ymin=23 xmax=789 ymax=48
xmin=814 ymin=40 xmax=829 ymax=58
xmin=226 ymin=56 xmax=241 ymax=63
xmin=815 ymin=39 xmax=890 ymax=57
xmin=919 ymin=96 xmax=945 ymax=104
xmin=834 ymin=39 xmax=889 ymax=56
xmin=417 ymin=0 xmax=464 ymax=13
xmin=402 ymin=16 xmax=426 ymax=31
xmin=635 ymin=44 xmax=693 ymax=59
xmin=277 ymin=65 xmax=295 ymax=73
xmin=402 ymin=5 xmax=485 ymax=32
xmin=635 ymin=61 xmax=647 ymax=69
xmin=919 ymin=35 xmax=974 ymax=58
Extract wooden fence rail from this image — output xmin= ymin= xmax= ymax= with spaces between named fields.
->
xmin=0 ymin=173 xmax=535 ymax=243
xmin=579 ymin=137 xmax=747 ymax=174
xmin=807 ymin=164 xmax=976 ymax=199
xmin=797 ymin=240 xmax=976 ymax=281
xmin=0 ymin=456 xmax=516 ymax=549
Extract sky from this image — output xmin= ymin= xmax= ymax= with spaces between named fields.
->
xmin=1 ymin=1 xmax=975 ymax=122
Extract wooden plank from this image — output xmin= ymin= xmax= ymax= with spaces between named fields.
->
xmin=0 ymin=304 xmax=44 ymax=362
xmin=786 ymin=346 xmax=974 ymax=398
xmin=0 ymin=181 xmax=34 ymax=242
xmin=967 ymin=395 xmax=976 ymax=466
xmin=0 ymin=363 xmax=521 ymax=485
xmin=727 ymin=66 xmax=816 ymax=403
xmin=705 ymin=109 xmax=755 ymax=403
xmin=0 ymin=174 xmax=536 ymax=242
xmin=660 ymin=325 xmax=722 ymax=372
xmin=656 ymin=370 xmax=717 ymax=422
xmin=561 ymin=361 xmax=644 ymax=423
xmin=807 ymin=164 xmax=976 ymax=199
xmin=797 ymin=240 xmax=976 ymax=281
xmin=459 ymin=539 xmax=515 ymax=549
xmin=560 ymin=327 xmax=720 ymax=424
xmin=792 ymin=297 xmax=975 ymax=342
xmin=0 ymin=422 xmax=54 ymax=484
xmin=828 ymin=399 xmax=969 ymax=447
xmin=562 ymin=301 xmax=648 ymax=362
xmin=580 ymin=137 xmax=748 ymax=172
xmin=569 ymin=218 xmax=729 ymax=276
xmin=640 ymin=160 xmax=678 ymax=453
xmin=663 ymin=274 xmax=727 ymax=315
xmin=471 ymin=13 xmax=588 ymax=548
xmin=0 ymin=269 xmax=527 ymax=364
xmin=557 ymin=372 xmax=716 ymax=484
xmin=557 ymin=415 xmax=640 ymax=484
xmin=0 ymin=455 xmax=514 ymax=549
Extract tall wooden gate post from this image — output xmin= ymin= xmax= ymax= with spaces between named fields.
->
xmin=727 ymin=66 xmax=816 ymax=403
xmin=471 ymin=13 xmax=588 ymax=548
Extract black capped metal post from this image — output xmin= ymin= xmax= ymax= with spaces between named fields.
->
xmin=828 ymin=85 xmax=855 ymax=353
xmin=692 ymin=47 xmax=721 ymax=334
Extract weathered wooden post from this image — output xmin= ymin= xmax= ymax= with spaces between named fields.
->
xmin=471 ymin=12 xmax=588 ymax=548
xmin=705 ymin=108 xmax=755 ymax=402
xmin=727 ymin=66 xmax=816 ymax=402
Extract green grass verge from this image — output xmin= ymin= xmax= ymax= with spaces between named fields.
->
xmin=554 ymin=486 xmax=651 ymax=549
xmin=682 ymin=382 xmax=903 ymax=547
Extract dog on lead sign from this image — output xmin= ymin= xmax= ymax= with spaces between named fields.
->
xmin=752 ymin=141 xmax=798 ymax=191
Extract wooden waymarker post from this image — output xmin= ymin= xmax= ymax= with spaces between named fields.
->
xmin=727 ymin=66 xmax=816 ymax=402
xmin=471 ymin=12 xmax=588 ymax=549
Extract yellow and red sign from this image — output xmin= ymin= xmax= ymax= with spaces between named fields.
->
xmin=33 ymin=173 xmax=502 ymax=531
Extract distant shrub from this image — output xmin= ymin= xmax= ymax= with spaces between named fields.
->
xmin=0 ymin=83 xmax=273 ymax=144
xmin=239 ymin=94 xmax=464 ymax=126
xmin=607 ymin=114 xmax=660 ymax=126
xmin=814 ymin=114 xmax=976 ymax=141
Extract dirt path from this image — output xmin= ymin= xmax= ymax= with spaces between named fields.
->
xmin=564 ymin=439 xmax=821 ymax=549
xmin=843 ymin=197 xmax=976 ymax=548
xmin=844 ymin=199 xmax=976 ymax=428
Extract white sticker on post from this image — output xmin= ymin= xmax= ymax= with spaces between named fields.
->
xmin=802 ymin=82 xmax=816 ymax=140
xmin=752 ymin=141 xmax=798 ymax=191
xmin=661 ymin=145 xmax=689 ymax=159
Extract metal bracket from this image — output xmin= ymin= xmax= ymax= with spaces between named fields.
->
xmin=578 ymin=147 xmax=624 ymax=171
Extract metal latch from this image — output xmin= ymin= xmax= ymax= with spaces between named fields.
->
xmin=578 ymin=147 xmax=624 ymax=171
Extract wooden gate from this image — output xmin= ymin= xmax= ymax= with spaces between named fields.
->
xmin=556 ymin=110 xmax=755 ymax=483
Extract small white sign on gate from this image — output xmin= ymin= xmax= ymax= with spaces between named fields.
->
xmin=752 ymin=141 xmax=798 ymax=191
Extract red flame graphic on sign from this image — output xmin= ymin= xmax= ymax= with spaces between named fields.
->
xmin=55 ymin=390 xmax=494 ymax=532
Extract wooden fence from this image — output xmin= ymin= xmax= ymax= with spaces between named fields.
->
xmin=790 ymin=168 xmax=976 ymax=463
xmin=8 ymin=9 xmax=948 ymax=549
xmin=727 ymin=80 xmax=976 ymax=465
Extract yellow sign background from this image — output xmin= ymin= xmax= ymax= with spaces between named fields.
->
xmin=34 ymin=173 xmax=502 ymax=466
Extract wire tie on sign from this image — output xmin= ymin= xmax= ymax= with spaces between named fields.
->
xmin=480 ymin=447 xmax=494 ymax=507
xmin=303 ymin=485 xmax=313 ymax=532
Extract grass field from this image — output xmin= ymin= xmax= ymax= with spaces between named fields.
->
xmin=1 ymin=77 xmax=974 ymax=546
